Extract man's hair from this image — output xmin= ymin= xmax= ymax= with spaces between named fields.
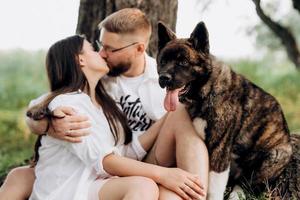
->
xmin=98 ymin=8 xmax=151 ymax=40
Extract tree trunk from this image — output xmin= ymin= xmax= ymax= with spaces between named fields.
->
xmin=76 ymin=0 xmax=106 ymax=48
xmin=76 ymin=0 xmax=178 ymax=57
xmin=252 ymin=0 xmax=300 ymax=69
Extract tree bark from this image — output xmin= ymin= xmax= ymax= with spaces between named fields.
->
xmin=252 ymin=0 xmax=300 ymax=69
xmin=76 ymin=0 xmax=106 ymax=48
xmin=76 ymin=0 xmax=178 ymax=57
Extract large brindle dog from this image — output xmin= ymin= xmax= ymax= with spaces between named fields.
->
xmin=157 ymin=21 xmax=293 ymax=199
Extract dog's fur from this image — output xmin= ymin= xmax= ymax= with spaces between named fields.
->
xmin=157 ymin=21 xmax=293 ymax=199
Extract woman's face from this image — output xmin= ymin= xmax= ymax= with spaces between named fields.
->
xmin=79 ymin=40 xmax=109 ymax=76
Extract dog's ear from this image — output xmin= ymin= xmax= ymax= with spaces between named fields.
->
xmin=158 ymin=21 xmax=176 ymax=51
xmin=188 ymin=21 xmax=209 ymax=54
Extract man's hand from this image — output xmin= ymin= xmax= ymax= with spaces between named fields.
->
xmin=48 ymin=106 xmax=91 ymax=143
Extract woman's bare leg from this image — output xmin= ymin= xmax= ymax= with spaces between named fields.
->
xmin=158 ymin=185 xmax=183 ymax=200
xmin=144 ymin=104 xmax=209 ymax=197
xmin=99 ymin=176 xmax=159 ymax=200
xmin=0 ymin=166 xmax=35 ymax=200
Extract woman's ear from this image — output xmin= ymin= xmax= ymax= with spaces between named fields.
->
xmin=78 ymin=54 xmax=85 ymax=67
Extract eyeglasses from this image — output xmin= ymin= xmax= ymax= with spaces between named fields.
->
xmin=95 ymin=40 xmax=138 ymax=53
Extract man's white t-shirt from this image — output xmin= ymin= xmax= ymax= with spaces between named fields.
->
xmin=103 ymin=54 xmax=166 ymax=136
xmin=117 ymin=74 xmax=154 ymax=136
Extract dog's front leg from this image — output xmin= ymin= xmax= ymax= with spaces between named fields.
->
xmin=207 ymin=166 xmax=230 ymax=200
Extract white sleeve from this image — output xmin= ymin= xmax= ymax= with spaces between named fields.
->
xmin=48 ymin=94 xmax=119 ymax=177
xmin=118 ymin=134 xmax=147 ymax=161
xmin=28 ymin=93 xmax=49 ymax=107
xmin=68 ymin=131 xmax=121 ymax=178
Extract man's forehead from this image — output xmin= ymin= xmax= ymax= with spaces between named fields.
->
xmin=99 ymin=29 xmax=141 ymax=45
xmin=99 ymin=29 xmax=122 ymax=44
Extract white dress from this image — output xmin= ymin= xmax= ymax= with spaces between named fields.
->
xmin=29 ymin=91 xmax=146 ymax=200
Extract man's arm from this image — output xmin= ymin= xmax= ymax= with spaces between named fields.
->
xmin=25 ymin=116 xmax=48 ymax=135
xmin=26 ymin=106 xmax=91 ymax=142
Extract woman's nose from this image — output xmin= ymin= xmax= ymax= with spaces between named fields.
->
xmin=99 ymin=49 xmax=107 ymax=58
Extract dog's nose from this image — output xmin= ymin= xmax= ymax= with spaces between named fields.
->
xmin=159 ymin=74 xmax=172 ymax=88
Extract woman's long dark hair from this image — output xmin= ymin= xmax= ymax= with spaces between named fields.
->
xmin=27 ymin=35 xmax=132 ymax=164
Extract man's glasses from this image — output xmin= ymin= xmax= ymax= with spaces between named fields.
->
xmin=95 ymin=40 xmax=138 ymax=53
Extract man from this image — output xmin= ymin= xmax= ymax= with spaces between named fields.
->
xmin=0 ymin=8 xmax=208 ymax=200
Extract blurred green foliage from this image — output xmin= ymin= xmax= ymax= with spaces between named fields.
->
xmin=0 ymin=49 xmax=47 ymax=109
xmin=0 ymin=49 xmax=47 ymax=182
xmin=248 ymin=2 xmax=300 ymax=62
xmin=0 ymin=50 xmax=299 ymax=188
xmin=0 ymin=110 xmax=35 ymax=180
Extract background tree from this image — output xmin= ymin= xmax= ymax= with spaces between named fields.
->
xmin=76 ymin=0 xmax=178 ymax=57
xmin=197 ymin=0 xmax=300 ymax=69
xmin=251 ymin=0 xmax=300 ymax=69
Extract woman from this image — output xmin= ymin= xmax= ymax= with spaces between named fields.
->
xmin=0 ymin=35 xmax=204 ymax=200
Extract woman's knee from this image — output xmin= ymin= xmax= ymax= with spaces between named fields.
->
xmin=8 ymin=166 xmax=35 ymax=184
xmin=0 ymin=166 xmax=35 ymax=199
xmin=125 ymin=176 xmax=159 ymax=199
xmin=158 ymin=186 xmax=182 ymax=200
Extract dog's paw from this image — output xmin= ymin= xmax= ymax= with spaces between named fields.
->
xmin=228 ymin=185 xmax=246 ymax=200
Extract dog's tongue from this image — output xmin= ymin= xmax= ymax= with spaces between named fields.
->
xmin=164 ymin=89 xmax=180 ymax=112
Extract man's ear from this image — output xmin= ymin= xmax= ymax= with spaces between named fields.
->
xmin=136 ymin=43 xmax=145 ymax=56
xmin=188 ymin=21 xmax=209 ymax=54
xmin=157 ymin=21 xmax=176 ymax=51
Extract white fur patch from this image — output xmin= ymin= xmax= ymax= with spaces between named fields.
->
xmin=228 ymin=185 xmax=246 ymax=200
xmin=192 ymin=117 xmax=207 ymax=140
xmin=208 ymin=167 xmax=230 ymax=200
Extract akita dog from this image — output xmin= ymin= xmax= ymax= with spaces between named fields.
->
xmin=157 ymin=21 xmax=292 ymax=200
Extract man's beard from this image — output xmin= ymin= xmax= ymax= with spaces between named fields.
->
xmin=107 ymin=61 xmax=131 ymax=77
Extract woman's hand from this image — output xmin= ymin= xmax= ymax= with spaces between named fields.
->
xmin=157 ymin=167 xmax=205 ymax=200
xmin=48 ymin=106 xmax=91 ymax=142
xmin=103 ymin=155 xmax=206 ymax=199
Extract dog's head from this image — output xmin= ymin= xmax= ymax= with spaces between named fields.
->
xmin=157 ymin=21 xmax=212 ymax=111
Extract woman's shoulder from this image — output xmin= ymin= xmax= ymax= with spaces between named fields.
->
xmin=49 ymin=91 xmax=90 ymax=111
xmin=29 ymin=93 xmax=50 ymax=107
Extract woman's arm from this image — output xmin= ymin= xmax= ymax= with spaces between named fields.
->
xmin=103 ymin=154 xmax=205 ymax=200
xmin=26 ymin=116 xmax=49 ymax=135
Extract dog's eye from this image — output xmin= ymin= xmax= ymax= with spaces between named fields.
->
xmin=178 ymin=60 xmax=188 ymax=66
